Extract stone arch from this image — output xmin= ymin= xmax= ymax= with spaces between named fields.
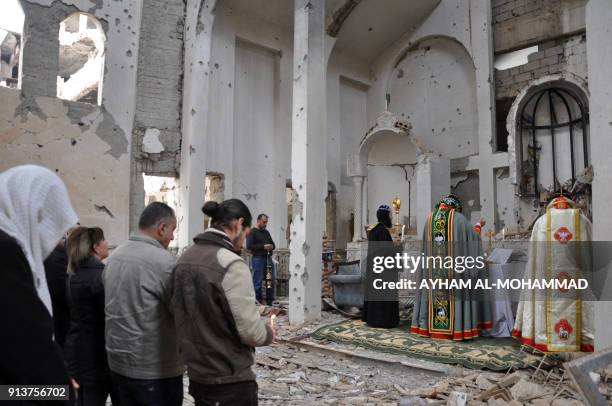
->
xmin=357 ymin=110 xmax=422 ymax=169
xmin=347 ymin=110 xmax=427 ymax=240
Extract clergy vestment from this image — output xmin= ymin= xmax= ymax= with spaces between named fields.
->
xmin=411 ymin=196 xmax=492 ymax=340
xmin=512 ymin=196 xmax=594 ymax=352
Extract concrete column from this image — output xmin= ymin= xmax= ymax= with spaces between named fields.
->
xmin=470 ymin=0 xmax=498 ymax=230
xmin=289 ymin=0 xmax=326 ymax=326
xmin=416 ymin=153 xmax=450 ymax=234
xmin=351 ymin=176 xmax=364 ymax=242
xmin=177 ymin=0 xmax=217 ymax=249
xmin=586 ymin=0 xmax=612 ymax=351
xmin=361 ymin=177 xmax=368 ymax=238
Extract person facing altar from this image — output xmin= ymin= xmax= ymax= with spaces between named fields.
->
xmin=411 ymin=194 xmax=491 ymax=340
xmin=512 ymin=194 xmax=594 ymax=352
xmin=362 ymin=204 xmax=400 ymax=329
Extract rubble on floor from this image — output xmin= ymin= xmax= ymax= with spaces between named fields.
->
xmin=252 ymin=310 xmax=612 ymax=405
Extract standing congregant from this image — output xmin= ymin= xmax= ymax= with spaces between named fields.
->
xmin=411 ymin=194 xmax=491 ymax=340
xmin=0 ymin=165 xmax=79 ymax=402
xmin=247 ymin=213 xmax=276 ymax=305
xmin=172 ymin=199 xmax=275 ymax=406
xmin=104 ymin=202 xmax=184 ymax=406
xmin=362 ymin=204 xmax=400 ymax=329
xmin=64 ymin=226 xmax=118 ymax=405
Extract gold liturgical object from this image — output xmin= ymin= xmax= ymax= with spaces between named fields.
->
xmin=391 ymin=196 xmax=401 ymax=227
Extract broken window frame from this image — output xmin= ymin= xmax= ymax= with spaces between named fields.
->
xmin=518 ymin=85 xmax=589 ymax=198
xmin=0 ymin=0 xmax=24 ymax=89
xmin=56 ymin=12 xmax=106 ymax=105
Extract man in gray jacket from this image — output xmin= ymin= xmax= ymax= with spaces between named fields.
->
xmin=104 ymin=202 xmax=184 ymax=406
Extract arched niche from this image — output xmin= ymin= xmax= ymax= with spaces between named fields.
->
xmin=506 ymin=73 xmax=590 ymax=228
xmin=348 ymin=110 xmax=434 ymax=240
xmin=386 ymin=36 xmax=478 ymax=159
xmin=506 ymin=73 xmax=590 ymax=188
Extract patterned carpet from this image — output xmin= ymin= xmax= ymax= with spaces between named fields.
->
xmin=311 ymin=319 xmax=541 ymax=371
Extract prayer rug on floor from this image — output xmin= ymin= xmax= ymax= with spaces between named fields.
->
xmin=311 ymin=319 xmax=541 ymax=371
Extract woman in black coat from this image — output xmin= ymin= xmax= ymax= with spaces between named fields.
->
xmin=362 ymin=205 xmax=400 ymax=329
xmin=64 ymin=227 xmax=118 ymax=406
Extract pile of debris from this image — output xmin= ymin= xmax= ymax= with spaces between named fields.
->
xmin=399 ymin=359 xmax=612 ymax=405
xmin=259 ymin=309 xmax=612 ymax=405
xmin=254 ymin=341 xmax=441 ymax=405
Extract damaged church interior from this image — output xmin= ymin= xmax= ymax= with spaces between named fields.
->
xmin=2 ymin=0 xmax=612 ymax=404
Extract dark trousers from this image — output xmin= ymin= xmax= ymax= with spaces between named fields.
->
xmin=110 ymin=372 xmax=183 ymax=406
xmin=251 ymin=256 xmax=275 ymax=305
xmin=76 ymin=384 xmax=119 ymax=406
xmin=189 ymin=380 xmax=258 ymax=406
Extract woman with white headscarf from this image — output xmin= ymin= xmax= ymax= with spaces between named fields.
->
xmin=0 ymin=165 xmax=78 ymax=398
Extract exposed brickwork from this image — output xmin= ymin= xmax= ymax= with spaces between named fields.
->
xmin=492 ymin=0 xmax=586 ymax=53
xmin=495 ymin=33 xmax=587 ymax=100
xmin=132 ymin=0 xmax=185 ymax=175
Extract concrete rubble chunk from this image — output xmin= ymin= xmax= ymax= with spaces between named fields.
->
xmin=550 ymin=400 xmax=584 ymax=406
xmin=476 ymin=375 xmax=496 ymax=390
xmin=509 ymin=379 xmax=548 ymax=402
xmin=448 ymin=391 xmax=468 ymax=406
xmin=530 ymin=398 xmax=553 ymax=406
xmin=399 ymin=396 xmax=429 ymax=406
xmin=487 ymin=399 xmax=509 ymax=406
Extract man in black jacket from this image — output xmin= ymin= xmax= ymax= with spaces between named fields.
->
xmin=246 ymin=214 xmax=275 ymax=305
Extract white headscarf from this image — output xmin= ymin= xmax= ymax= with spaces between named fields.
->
xmin=0 ymin=165 xmax=79 ymax=315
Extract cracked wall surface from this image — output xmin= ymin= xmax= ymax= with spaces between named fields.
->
xmin=0 ymin=88 xmax=130 ymax=244
xmin=0 ymin=0 xmax=141 ymax=245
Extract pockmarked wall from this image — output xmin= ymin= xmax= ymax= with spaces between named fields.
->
xmin=204 ymin=4 xmax=293 ymax=248
xmin=0 ymin=0 xmax=142 ymax=246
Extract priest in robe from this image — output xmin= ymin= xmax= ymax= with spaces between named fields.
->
xmin=362 ymin=204 xmax=400 ymax=328
xmin=512 ymin=195 xmax=594 ymax=352
xmin=411 ymin=194 xmax=492 ymax=340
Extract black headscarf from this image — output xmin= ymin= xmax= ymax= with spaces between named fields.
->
xmin=376 ymin=204 xmax=392 ymax=228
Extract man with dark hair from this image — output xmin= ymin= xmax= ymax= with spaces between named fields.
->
xmin=103 ymin=202 xmax=184 ymax=406
xmin=247 ymin=213 xmax=276 ymax=305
